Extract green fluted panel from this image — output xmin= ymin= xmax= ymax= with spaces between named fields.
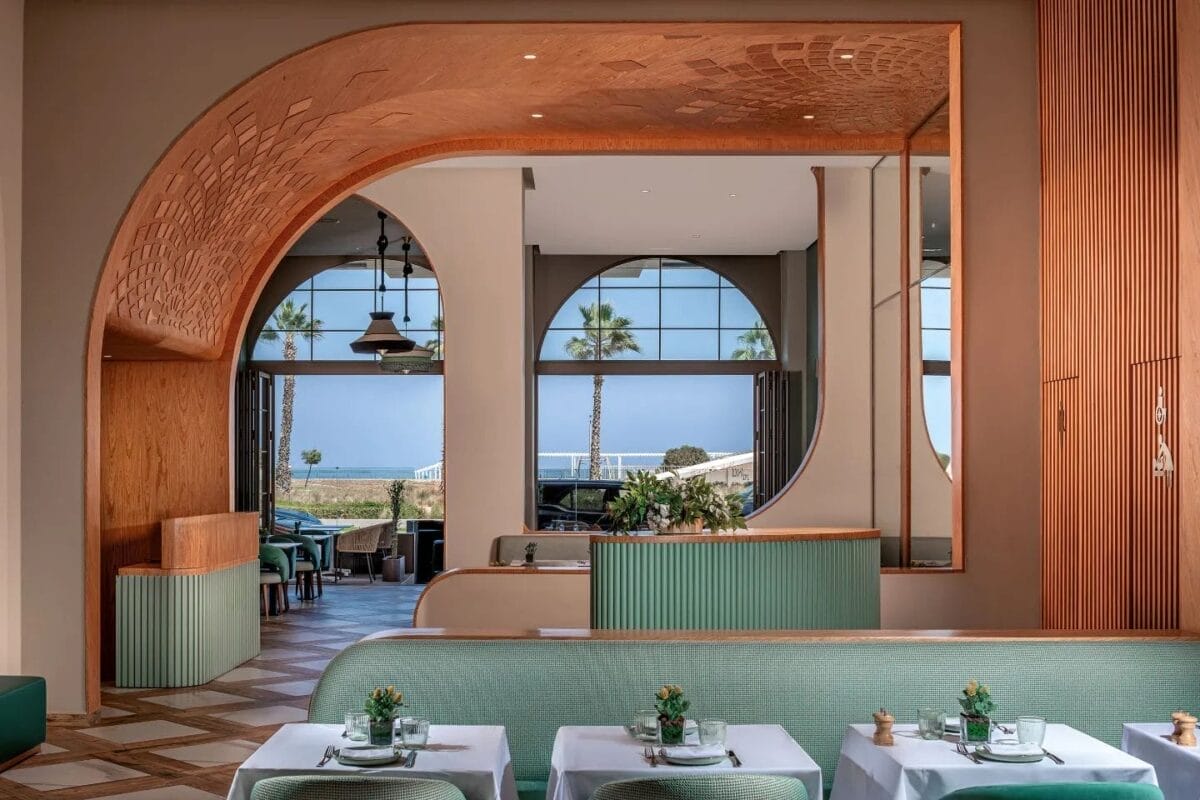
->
xmin=309 ymin=637 xmax=1200 ymax=785
xmin=116 ymin=561 xmax=260 ymax=687
xmin=591 ymin=538 xmax=879 ymax=629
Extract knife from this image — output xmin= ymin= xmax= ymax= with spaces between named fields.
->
xmin=726 ymin=749 xmax=742 ymax=767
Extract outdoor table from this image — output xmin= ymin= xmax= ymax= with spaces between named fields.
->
xmin=1122 ymin=723 xmax=1199 ymax=800
xmin=227 ymin=723 xmax=518 ymax=800
xmin=547 ymin=724 xmax=822 ymax=800
xmin=829 ymin=723 xmax=1157 ymax=800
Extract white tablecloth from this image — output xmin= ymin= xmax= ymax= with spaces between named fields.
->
xmin=226 ymin=724 xmax=518 ymax=800
xmin=547 ymin=725 xmax=822 ymax=800
xmin=829 ymin=723 xmax=1157 ymax=800
xmin=1122 ymin=723 xmax=1200 ymax=800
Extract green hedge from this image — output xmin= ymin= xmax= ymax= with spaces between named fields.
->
xmin=277 ymin=500 xmax=429 ymax=520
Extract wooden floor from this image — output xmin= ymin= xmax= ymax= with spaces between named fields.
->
xmin=0 ymin=578 xmax=423 ymax=799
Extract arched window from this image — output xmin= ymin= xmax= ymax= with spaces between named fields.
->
xmin=539 ymin=258 xmax=776 ymax=362
xmin=252 ymin=260 xmax=443 ymax=364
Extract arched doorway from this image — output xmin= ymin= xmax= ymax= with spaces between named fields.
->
xmin=87 ymin=21 xmax=954 ymax=709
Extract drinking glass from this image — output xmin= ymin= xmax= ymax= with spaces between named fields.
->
xmin=1016 ymin=716 xmax=1047 ymax=746
xmin=917 ymin=708 xmax=947 ymax=740
xmin=698 ymin=719 xmax=727 ymax=747
xmin=399 ymin=717 xmax=431 ymax=748
xmin=634 ymin=709 xmax=659 ymax=740
xmin=344 ymin=712 xmax=370 ymax=742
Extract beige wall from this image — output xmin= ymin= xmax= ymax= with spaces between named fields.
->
xmin=414 ymin=571 xmax=589 ymax=628
xmin=753 ymin=168 xmax=874 ymax=528
xmin=21 ymin=0 xmax=1038 ymax=712
xmin=0 ymin=0 xmax=21 ymax=674
xmin=360 ymin=169 xmax=527 ymax=569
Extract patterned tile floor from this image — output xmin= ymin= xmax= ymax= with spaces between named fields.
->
xmin=1 ymin=578 xmax=423 ymax=799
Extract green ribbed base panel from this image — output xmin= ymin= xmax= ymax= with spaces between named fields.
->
xmin=591 ymin=538 xmax=880 ymax=629
xmin=310 ymin=637 xmax=1200 ymax=786
xmin=116 ymin=560 xmax=260 ymax=687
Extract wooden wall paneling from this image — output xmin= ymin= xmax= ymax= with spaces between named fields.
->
xmin=1129 ymin=359 xmax=1179 ymax=629
xmin=1042 ymin=377 xmax=1079 ymax=629
xmin=100 ymin=360 xmax=232 ymax=680
xmin=1179 ymin=0 xmax=1200 ymax=631
xmin=1039 ymin=0 xmax=1179 ymax=629
xmin=160 ymin=512 xmax=260 ymax=572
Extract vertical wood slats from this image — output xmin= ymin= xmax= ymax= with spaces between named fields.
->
xmin=1039 ymin=0 xmax=1179 ymax=629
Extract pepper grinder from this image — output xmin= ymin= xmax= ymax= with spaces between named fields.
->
xmin=873 ymin=708 xmax=895 ymax=746
xmin=1177 ymin=712 xmax=1197 ymax=747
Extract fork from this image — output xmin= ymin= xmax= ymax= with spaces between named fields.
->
xmin=1042 ymin=747 xmax=1065 ymax=765
xmin=726 ymin=749 xmax=743 ymax=768
xmin=317 ymin=745 xmax=336 ymax=767
xmin=643 ymin=745 xmax=658 ymax=767
xmin=955 ymin=742 xmax=982 ymax=764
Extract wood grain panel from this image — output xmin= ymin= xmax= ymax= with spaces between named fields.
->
xmin=161 ymin=512 xmax=259 ymax=572
xmin=1039 ymin=0 xmax=1179 ymax=629
xmin=1179 ymin=0 xmax=1200 ymax=631
xmin=1130 ymin=359 xmax=1179 ymax=629
xmin=100 ymin=360 xmax=232 ymax=680
xmin=1042 ymin=377 xmax=1079 ymax=629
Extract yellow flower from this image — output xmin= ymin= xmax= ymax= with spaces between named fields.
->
xmin=372 ymin=688 xmax=383 ymax=699
xmin=657 ymin=687 xmax=670 ymax=700
xmin=965 ymin=680 xmax=978 ymax=696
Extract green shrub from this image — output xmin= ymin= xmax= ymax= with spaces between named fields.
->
xmin=278 ymin=500 xmax=424 ymax=520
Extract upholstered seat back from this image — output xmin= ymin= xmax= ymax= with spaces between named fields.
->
xmin=309 ymin=636 xmax=1200 ymax=786
xmin=942 ymin=784 xmax=1164 ymax=800
xmin=250 ymin=776 xmax=468 ymax=800
xmin=593 ymin=776 xmax=809 ymax=800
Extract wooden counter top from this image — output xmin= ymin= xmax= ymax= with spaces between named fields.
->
xmin=591 ymin=527 xmax=879 ymax=544
xmin=118 ymin=556 xmax=259 ymax=577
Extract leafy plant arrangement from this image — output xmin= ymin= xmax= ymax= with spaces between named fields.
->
xmin=364 ymin=685 xmax=406 ymax=746
xmin=607 ymin=471 xmax=747 ymax=534
xmin=655 ymin=684 xmax=691 ymax=745
xmin=957 ymin=679 xmax=996 ymax=743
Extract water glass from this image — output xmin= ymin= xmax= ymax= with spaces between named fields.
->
xmin=399 ymin=717 xmax=431 ymax=748
xmin=634 ymin=709 xmax=659 ymax=739
xmin=698 ymin=719 xmax=727 ymax=747
xmin=344 ymin=712 xmax=370 ymax=742
xmin=1016 ymin=716 xmax=1047 ymax=746
xmin=917 ymin=708 xmax=947 ymax=740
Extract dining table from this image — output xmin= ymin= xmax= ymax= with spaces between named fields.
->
xmin=225 ymin=723 xmax=518 ymax=800
xmin=1121 ymin=723 xmax=1200 ymax=800
xmin=829 ymin=723 xmax=1158 ymax=800
xmin=546 ymin=724 xmax=822 ymax=800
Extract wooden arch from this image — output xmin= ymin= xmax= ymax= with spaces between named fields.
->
xmin=86 ymin=20 xmax=951 ymax=707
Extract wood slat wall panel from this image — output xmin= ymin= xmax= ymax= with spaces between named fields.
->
xmin=1042 ymin=378 xmax=1079 ymax=628
xmin=1130 ymin=359 xmax=1179 ymax=629
xmin=1039 ymin=0 xmax=1178 ymax=629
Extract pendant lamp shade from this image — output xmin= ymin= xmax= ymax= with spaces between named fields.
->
xmin=380 ymin=345 xmax=436 ymax=374
xmin=349 ymin=310 xmax=417 ymax=355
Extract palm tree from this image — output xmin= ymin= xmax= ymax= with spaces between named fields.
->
xmin=424 ymin=314 xmax=443 ymax=359
xmin=564 ymin=303 xmax=640 ymax=479
xmin=731 ymin=320 xmax=776 ymax=360
xmin=258 ymin=299 xmax=324 ymax=493
xmin=301 ymin=448 xmax=322 ymax=487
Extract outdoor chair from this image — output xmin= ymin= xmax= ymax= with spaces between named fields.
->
xmin=249 ymin=776 xmax=467 ymax=800
xmin=336 ymin=524 xmax=391 ymax=582
xmin=269 ymin=532 xmax=323 ymax=600
xmin=592 ymin=775 xmax=808 ymax=800
xmin=259 ymin=543 xmax=291 ymax=615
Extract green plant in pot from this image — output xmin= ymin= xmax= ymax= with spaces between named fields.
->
xmin=655 ymin=684 xmax=690 ymax=745
xmin=364 ymin=685 xmax=405 ymax=746
xmin=382 ymin=480 xmax=407 ymax=582
xmin=608 ymin=471 xmax=747 ymax=535
xmin=957 ymin=679 xmax=996 ymax=744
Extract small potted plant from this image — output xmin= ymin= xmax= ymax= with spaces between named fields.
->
xmin=608 ymin=472 xmax=747 ymax=535
xmin=382 ymin=480 xmax=407 ymax=582
xmin=655 ymin=684 xmax=690 ymax=745
xmin=957 ymin=679 xmax=995 ymax=744
xmin=524 ymin=541 xmax=538 ymax=565
xmin=364 ymin=685 xmax=405 ymax=746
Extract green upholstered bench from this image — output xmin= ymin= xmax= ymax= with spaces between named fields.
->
xmin=308 ymin=632 xmax=1200 ymax=793
xmin=0 ymin=676 xmax=46 ymax=771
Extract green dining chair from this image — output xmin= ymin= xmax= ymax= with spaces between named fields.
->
xmin=592 ymin=775 xmax=808 ymax=800
xmin=941 ymin=784 xmax=1164 ymax=800
xmin=268 ymin=532 xmax=322 ymax=600
xmin=249 ymin=776 xmax=468 ymax=800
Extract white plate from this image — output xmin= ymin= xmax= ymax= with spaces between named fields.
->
xmin=661 ymin=752 xmax=727 ymax=767
xmin=335 ymin=745 xmax=404 ymax=766
xmin=974 ymin=746 xmax=1044 ymax=764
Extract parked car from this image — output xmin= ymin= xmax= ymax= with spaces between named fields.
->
xmin=536 ymin=479 xmax=624 ymax=531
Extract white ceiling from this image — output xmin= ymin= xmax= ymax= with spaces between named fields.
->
xmin=422 ymin=155 xmax=881 ymax=255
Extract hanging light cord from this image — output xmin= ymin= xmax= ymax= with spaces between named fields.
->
xmin=376 ymin=210 xmax=389 ymax=296
xmin=401 ymin=236 xmax=413 ymax=324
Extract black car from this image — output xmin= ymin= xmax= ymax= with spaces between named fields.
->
xmin=536 ymin=479 xmax=624 ymax=531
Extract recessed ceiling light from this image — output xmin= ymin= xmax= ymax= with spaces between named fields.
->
xmin=839 ymin=53 xmax=854 ymax=60
xmin=803 ymin=114 xmax=815 ymax=120
xmin=530 ymin=112 xmax=544 ymax=119
xmin=728 ymin=193 xmax=738 ymax=198
xmin=690 ymin=233 xmax=702 ymax=238
xmin=103 ymin=354 xmax=112 ymax=359
xmin=640 ymin=188 xmax=651 ymax=194
xmin=523 ymin=53 xmax=538 ymax=60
